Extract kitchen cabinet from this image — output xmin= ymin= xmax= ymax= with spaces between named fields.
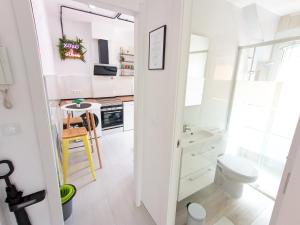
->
xmin=123 ymin=101 xmax=134 ymax=131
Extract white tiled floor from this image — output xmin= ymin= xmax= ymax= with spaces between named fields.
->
xmin=65 ymin=130 xmax=156 ymax=225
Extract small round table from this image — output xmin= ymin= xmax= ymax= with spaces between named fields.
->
xmin=61 ymin=102 xmax=102 ymax=168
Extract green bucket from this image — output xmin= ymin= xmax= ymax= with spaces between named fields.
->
xmin=60 ymin=184 xmax=76 ymax=221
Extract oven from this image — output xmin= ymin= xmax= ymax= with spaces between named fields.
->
xmin=101 ymin=104 xmax=123 ymax=130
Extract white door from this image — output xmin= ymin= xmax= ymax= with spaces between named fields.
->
xmin=270 ymin=118 xmax=300 ymax=225
xmin=124 ymin=101 xmax=134 ymax=131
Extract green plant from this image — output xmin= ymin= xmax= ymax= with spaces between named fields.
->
xmin=58 ymin=36 xmax=86 ymax=62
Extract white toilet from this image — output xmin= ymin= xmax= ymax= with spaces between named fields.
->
xmin=214 ymin=155 xmax=258 ymax=198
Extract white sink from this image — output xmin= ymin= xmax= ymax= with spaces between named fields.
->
xmin=181 ymin=129 xmax=221 ymax=148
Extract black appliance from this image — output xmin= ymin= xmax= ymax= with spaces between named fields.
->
xmin=94 ymin=39 xmax=118 ymax=76
xmin=94 ymin=64 xmax=118 ymax=76
xmin=98 ymin=39 xmax=109 ymax=64
xmin=101 ymin=104 xmax=123 ymax=130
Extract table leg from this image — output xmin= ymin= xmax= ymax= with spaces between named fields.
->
xmin=90 ymin=111 xmax=103 ymax=168
xmin=86 ymin=111 xmax=94 ymax=154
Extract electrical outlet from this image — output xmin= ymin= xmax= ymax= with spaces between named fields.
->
xmin=0 ymin=123 xmax=21 ymax=136
xmin=71 ymin=90 xmax=81 ymax=95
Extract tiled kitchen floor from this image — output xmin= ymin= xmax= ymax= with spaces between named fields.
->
xmin=65 ymin=130 xmax=156 ymax=225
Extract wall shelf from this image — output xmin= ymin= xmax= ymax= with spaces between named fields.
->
xmin=121 ymin=60 xmax=134 ymax=63
xmin=120 ymin=53 xmax=134 ymax=56
xmin=120 ymin=47 xmax=134 ymax=76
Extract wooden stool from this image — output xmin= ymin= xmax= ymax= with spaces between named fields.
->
xmin=62 ymin=127 xmax=96 ymax=183
xmin=63 ymin=116 xmax=83 ymax=129
xmin=61 ymin=102 xmax=103 ymax=169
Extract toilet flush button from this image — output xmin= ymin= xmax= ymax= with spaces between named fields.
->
xmin=0 ymin=123 xmax=21 ymax=136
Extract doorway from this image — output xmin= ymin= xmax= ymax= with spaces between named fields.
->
xmin=173 ymin=0 xmax=300 ymax=224
xmin=30 ymin=0 xmax=152 ymax=224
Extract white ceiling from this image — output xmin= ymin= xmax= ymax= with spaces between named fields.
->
xmin=227 ymin=0 xmax=300 ymax=15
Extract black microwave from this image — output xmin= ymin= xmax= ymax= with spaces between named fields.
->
xmin=94 ymin=64 xmax=117 ymax=76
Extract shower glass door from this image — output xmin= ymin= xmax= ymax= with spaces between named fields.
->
xmin=226 ymin=40 xmax=300 ymax=199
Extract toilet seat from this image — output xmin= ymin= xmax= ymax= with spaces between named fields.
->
xmin=217 ymin=155 xmax=258 ymax=183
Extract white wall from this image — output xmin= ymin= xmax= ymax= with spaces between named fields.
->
xmin=0 ymin=0 xmax=61 ymax=224
xmin=183 ymin=1 xmax=281 ymax=131
xmin=137 ymin=0 xmax=184 ymax=224
xmin=42 ymin=4 xmax=134 ymax=99
xmin=92 ymin=20 xmax=134 ymax=68
xmin=31 ymin=0 xmax=56 ymax=75
xmin=183 ymin=0 xmax=239 ymax=130
xmin=52 ymin=20 xmax=95 ymax=76
xmin=237 ymin=4 xmax=280 ymax=45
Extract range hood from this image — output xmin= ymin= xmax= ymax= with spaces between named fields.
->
xmin=94 ymin=39 xmax=117 ymax=76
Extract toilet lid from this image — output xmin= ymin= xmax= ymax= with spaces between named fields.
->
xmin=218 ymin=155 xmax=258 ymax=179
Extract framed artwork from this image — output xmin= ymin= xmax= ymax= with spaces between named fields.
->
xmin=148 ymin=25 xmax=167 ymax=70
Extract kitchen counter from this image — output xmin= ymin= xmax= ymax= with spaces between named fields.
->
xmin=59 ymin=95 xmax=134 ymax=106
xmin=116 ymin=95 xmax=134 ymax=102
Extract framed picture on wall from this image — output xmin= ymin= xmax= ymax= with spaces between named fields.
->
xmin=148 ymin=25 xmax=167 ymax=70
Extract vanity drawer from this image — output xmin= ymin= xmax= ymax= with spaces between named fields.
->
xmin=181 ymin=148 xmax=217 ymax=178
xmin=178 ymin=166 xmax=215 ymax=201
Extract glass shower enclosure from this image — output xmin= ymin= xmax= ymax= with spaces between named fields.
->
xmin=226 ymin=38 xmax=300 ymax=199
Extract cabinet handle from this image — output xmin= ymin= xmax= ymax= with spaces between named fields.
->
xmin=188 ymin=168 xmax=212 ymax=181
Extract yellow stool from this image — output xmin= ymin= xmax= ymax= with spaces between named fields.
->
xmin=63 ymin=116 xmax=83 ymax=129
xmin=62 ymin=127 xmax=96 ymax=183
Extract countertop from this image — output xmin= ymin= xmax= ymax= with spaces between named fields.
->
xmin=59 ymin=95 xmax=134 ymax=106
xmin=116 ymin=95 xmax=134 ymax=102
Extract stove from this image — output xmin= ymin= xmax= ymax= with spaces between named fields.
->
xmin=96 ymin=98 xmax=124 ymax=130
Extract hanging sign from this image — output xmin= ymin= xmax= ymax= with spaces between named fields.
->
xmin=58 ymin=36 xmax=86 ymax=62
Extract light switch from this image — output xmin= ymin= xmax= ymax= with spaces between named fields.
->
xmin=0 ymin=123 xmax=21 ymax=136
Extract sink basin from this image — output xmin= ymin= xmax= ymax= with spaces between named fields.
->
xmin=181 ymin=129 xmax=219 ymax=147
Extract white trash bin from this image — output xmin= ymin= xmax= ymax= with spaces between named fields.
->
xmin=187 ymin=203 xmax=206 ymax=225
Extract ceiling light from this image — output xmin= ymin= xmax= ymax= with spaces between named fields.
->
xmin=89 ymin=4 xmax=96 ymax=9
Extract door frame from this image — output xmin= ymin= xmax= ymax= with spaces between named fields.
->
xmin=12 ymin=0 xmax=64 ymax=224
xmin=170 ymin=1 xmax=300 ymax=225
xmin=13 ymin=1 xmax=143 ymax=225
xmin=165 ymin=0 xmax=193 ymax=224
xmin=269 ymin=118 xmax=300 ymax=225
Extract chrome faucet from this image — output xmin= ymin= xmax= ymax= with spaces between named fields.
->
xmin=183 ymin=124 xmax=192 ymax=133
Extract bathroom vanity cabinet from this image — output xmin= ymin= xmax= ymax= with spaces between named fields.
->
xmin=178 ymin=138 xmax=221 ymax=201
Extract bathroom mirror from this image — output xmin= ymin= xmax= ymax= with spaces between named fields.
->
xmin=184 ymin=34 xmax=209 ymax=106
xmin=0 ymin=47 xmax=13 ymax=85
